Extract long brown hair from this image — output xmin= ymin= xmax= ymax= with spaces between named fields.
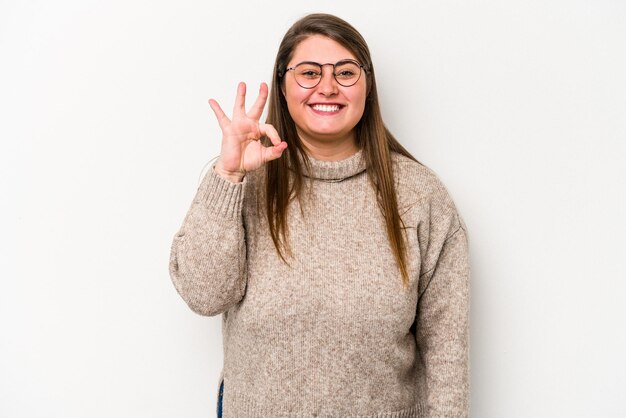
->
xmin=263 ymin=13 xmax=419 ymax=288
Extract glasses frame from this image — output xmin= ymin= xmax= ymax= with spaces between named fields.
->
xmin=281 ymin=59 xmax=367 ymax=89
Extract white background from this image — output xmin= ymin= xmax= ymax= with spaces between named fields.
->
xmin=1 ymin=1 xmax=625 ymax=417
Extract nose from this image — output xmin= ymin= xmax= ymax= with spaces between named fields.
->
xmin=317 ymin=64 xmax=338 ymax=95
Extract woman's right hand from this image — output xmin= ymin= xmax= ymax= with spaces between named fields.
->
xmin=209 ymin=82 xmax=288 ymax=182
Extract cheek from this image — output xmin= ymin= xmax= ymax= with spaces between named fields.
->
xmin=347 ymin=88 xmax=367 ymax=114
xmin=283 ymin=79 xmax=310 ymax=103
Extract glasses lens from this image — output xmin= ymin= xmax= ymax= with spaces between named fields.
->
xmin=294 ymin=63 xmax=322 ymax=88
xmin=334 ymin=61 xmax=361 ymax=87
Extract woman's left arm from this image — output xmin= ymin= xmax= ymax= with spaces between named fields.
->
xmin=415 ymin=211 xmax=471 ymax=417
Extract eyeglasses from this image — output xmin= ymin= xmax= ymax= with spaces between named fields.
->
xmin=281 ymin=59 xmax=367 ymax=89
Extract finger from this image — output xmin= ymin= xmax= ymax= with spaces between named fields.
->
xmin=232 ymin=82 xmax=247 ymax=117
xmin=247 ymin=82 xmax=268 ymax=120
xmin=258 ymin=123 xmax=282 ymax=146
xmin=263 ymin=140 xmax=288 ymax=163
xmin=208 ymin=98 xmax=229 ymax=129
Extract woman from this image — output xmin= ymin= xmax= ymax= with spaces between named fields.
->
xmin=169 ymin=13 xmax=470 ymax=418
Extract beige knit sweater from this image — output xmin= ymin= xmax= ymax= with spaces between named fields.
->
xmin=169 ymin=148 xmax=470 ymax=417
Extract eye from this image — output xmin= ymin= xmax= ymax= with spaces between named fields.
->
xmin=299 ymin=69 xmax=321 ymax=78
xmin=295 ymin=63 xmax=322 ymax=79
xmin=336 ymin=69 xmax=356 ymax=78
xmin=334 ymin=62 xmax=361 ymax=80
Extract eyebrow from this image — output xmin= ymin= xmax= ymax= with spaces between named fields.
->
xmin=286 ymin=59 xmax=363 ymax=70
xmin=291 ymin=59 xmax=359 ymax=65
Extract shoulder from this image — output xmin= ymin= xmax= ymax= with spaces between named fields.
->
xmin=389 ymin=151 xmax=469 ymax=241
xmin=390 ymin=151 xmax=459 ymax=215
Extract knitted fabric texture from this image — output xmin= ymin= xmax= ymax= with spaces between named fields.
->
xmin=169 ymin=148 xmax=471 ymax=417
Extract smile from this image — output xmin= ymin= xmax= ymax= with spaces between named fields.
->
xmin=309 ymin=104 xmax=343 ymax=114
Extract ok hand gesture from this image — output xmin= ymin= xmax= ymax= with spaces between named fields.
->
xmin=209 ymin=82 xmax=288 ymax=183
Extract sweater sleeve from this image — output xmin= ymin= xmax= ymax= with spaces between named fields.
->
xmin=168 ymin=164 xmax=248 ymax=317
xmin=415 ymin=211 xmax=471 ymax=417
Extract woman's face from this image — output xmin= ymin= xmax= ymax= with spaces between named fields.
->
xmin=282 ymin=35 xmax=367 ymax=149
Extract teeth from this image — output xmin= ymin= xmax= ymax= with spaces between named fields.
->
xmin=312 ymin=104 xmax=340 ymax=112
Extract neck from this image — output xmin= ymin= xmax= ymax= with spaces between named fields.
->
xmin=298 ymin=132 xmax=359 ymax=161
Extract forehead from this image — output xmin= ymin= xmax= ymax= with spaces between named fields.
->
xmin=289 ymin=34 xmax=357 ymax=64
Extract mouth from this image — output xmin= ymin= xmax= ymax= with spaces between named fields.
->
xmin=309 ymin=103 xmax=344 ymax=115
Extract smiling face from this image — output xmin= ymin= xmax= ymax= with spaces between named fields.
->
xmin=281 ymin=34 xmax=368 ymax=155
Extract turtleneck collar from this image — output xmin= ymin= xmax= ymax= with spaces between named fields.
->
xmin=291 ymin=148 xmax=367 ymax=182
